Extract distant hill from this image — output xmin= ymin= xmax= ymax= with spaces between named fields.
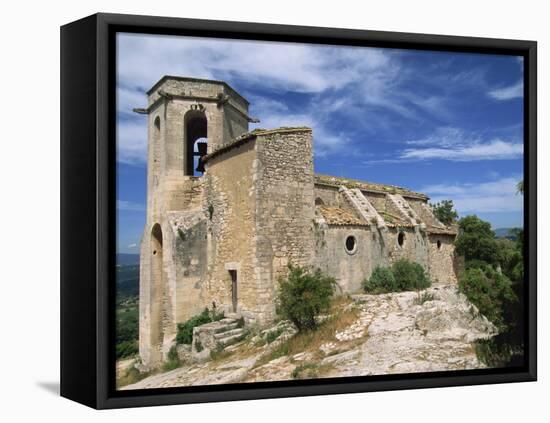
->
xmin=494 ymin=228 xmax=521 ymax=240
xmin=116 ymin=254 xmax=139 ymax=301
xmin=117 ymin=253 xmax=140 ymax=266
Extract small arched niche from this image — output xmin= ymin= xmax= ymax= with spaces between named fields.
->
xmin=184 ymin=110 xmax=208 ymax=176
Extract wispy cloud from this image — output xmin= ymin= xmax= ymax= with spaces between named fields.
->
xmin=488 ymin=81 xmax=523 ymax=100
xmin=127 ymin=243 xmax=138 ymax=249
xmin=117 ymin=200 xmax=146 ymax=211
xmin=401 ymin=139 xmax=523 ymax=161
xmin=397 ymin=127 xmax=522 ymax=161
xmin=421 ymin=176 xmax=523 ymax=213
xmin=117 ymin=119 xmax=147 ymax=165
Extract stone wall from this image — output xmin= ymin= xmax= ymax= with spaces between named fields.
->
xmin=203 ymin=140 xmax=258 ymax=320
xmin=314 ymin=224 xmax=385 ymax=293
xmin=253 ymin=129 xmax=315 ymax=322
xmin=427 ymin=233 xmax=458 ymax=284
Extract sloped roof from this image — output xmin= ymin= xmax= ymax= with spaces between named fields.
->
xmin=314 ymin=174 xmax=428 ymax=199
xmin=318 ymin=206 xmax=367 ymax=226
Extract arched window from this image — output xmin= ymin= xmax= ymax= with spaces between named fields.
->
xmin=150 ymin=223 xmax=164 ymax=348
xmin=152 ymin=116 xmax=161 ymax=172
xmin=437 ymin=240 xmax=442 ymax=250
xmin=315 ymin=197 xmax=325 ymax=206
xmin=184 ymin=110 xmax=207 ymax=176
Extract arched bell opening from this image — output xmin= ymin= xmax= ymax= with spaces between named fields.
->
xmin=184 ymin=110 xmax=208 ymax=176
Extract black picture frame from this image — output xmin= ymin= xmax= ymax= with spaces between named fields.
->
xmin=60 ymin=12 xmax=537 ymax=409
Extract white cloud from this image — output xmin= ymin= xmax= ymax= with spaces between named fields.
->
xmin=398 ymin=127 xmax=523 ymax=161
xmin=488 ymin=81 xmax=523 ymax=100
xmin=117 ymin=119 xmax=147 ymax=165
xmin=421 ymin=176 xmax=523 ymax=213
xmin=117 ymin=200 xmax=146 ymax=211
xmin=401 ymin=139 xmax=523 ymax=161
xmin=127 ymin=243 xmax=138 ymax=249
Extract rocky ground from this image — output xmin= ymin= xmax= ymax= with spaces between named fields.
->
xmin=120 ymin=284 xmax=496 ymax=390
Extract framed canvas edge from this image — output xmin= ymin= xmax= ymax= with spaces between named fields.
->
xmin=61 ymin=12 xmax=537 ymax=410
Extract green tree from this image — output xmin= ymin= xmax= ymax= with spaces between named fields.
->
xmin=516 ymin=180 xmax=524 ymax=195
xmin=458 ymin=266 xmax=517 ymax=331
xmin=276 ymin=265 xmax=337 ymax=331
xmin=454 ymin=215 xmax=500 ymax=264
xmin=430 ymin=200 xmax=459 ymax=225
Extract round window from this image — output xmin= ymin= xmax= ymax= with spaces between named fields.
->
xmin=398 ymin=232 xmax=405 ymax=247
xmin=345 ymin=235 xmax=357 ymax=254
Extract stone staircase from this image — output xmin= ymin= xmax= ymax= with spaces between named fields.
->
xmin=339 ymin=185 xmax=386 ymax=229
xmin=191 ymin=314 xmax=246 ymax=361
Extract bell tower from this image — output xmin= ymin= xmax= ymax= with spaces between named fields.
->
xmin=137 ymin=76 xmax=254 ymax=367
xmin=136 ymin=76 xmax=255 ymax=221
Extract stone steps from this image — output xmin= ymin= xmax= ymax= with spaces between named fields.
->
xmin=191 ymin=313 xmax=246 ymax=360
xmin=215 ymin=329 xmax=246 ymax=347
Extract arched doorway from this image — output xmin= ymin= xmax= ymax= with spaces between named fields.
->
xmin=184 ymin=110 xmax=207 ymax=176
xmin=150 ymin=223 xmax=164 ymax=351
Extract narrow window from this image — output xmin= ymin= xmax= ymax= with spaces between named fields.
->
xmin=398 ymin=232 xmax=405 ymax=247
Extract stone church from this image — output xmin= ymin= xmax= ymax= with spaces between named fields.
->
xmin=137 ymin=76 xmax=459 ymax=366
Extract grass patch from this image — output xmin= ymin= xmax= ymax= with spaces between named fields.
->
xmin=414 ymin=291 xmax=435 ymax=305
xmin=256 ymin=297 xmax=359 ymax=367
xmin=291 ymin=362 xmax=335 ymax=379
xmin=116 ymin=366 xmax=152 ymax=389
xmin=162 ymin=345 xmax=181 ymax=371
xmin=266 ymin=327 xmax=285 ymax=344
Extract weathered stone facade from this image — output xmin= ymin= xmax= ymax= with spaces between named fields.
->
xmin=138 ymin=76 xmax=459 ymax=366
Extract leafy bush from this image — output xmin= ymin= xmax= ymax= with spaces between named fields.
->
xmin=362 ymin=266 xmax=397 ymax=293
xmin=458 ymin=267 xmax=517 ymax=330
xmin=391 ymin=259 xmax=431 ymax=291
xmin=276 ymin=265 xmax=337 ymax=331
xmin=266 ymin=327 xmax=284 ymax=344
xmin=176 ymin=308 xmax=215 ymax=345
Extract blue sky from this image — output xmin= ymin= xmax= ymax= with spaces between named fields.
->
xmin=116 ymin=33 xmax=524 ymax=254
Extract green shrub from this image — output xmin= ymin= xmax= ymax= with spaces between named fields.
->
xmin=391 ymin=259 xmax=431 ymax=291
xmin=176 ymin=308 xmax=213 ymax=345
xmin=362 ymin=266 xmax=397 ymax=293
xmin=458 ymin=267 xmax=517 ymax=330
xmin=163 ymin=345 xmax=181 ymax=371
xmin=291 ymin=363 xmax=319 ymax=379
xmin=276 ymin=265 xmax=337 ymax=332
xmin=266 ymin=327 xmax=284 ymax=344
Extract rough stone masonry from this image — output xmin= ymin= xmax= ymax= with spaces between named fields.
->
xmin=137 ymin=76 xmax=461 ymax=367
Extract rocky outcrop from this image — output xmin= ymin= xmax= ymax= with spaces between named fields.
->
xmin=121 ymin=284 xmax=496 ymax=390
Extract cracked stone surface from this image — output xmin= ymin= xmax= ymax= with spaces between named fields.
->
xmin=121 ymin=284 xmax=496 ymax=390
